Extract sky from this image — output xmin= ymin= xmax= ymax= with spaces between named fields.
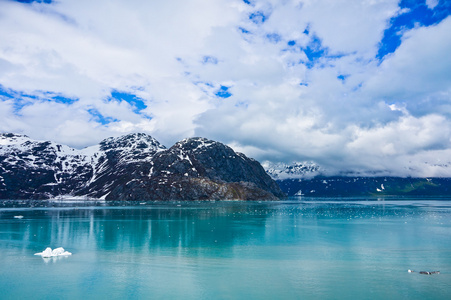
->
xmin=1 ymin=0 xmax=451 ymax=177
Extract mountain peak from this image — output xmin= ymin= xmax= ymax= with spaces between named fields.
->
xmin=99 ymin=132 xmax=166 ymax=152
xmin=0 ymin=133 xmax=28 ymax=138
xmin=0 ymin=133 xmax=32 ymax=146
xmin=174 ymin=137 xmax=217 ymax=151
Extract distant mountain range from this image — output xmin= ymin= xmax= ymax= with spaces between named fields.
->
xmin=263 ymin=161 xmax=451 ymax=196
xmin=0 ymin=133 xmax=283 ymax=200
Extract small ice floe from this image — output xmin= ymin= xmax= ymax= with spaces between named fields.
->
xmin=34 ymin=247 xmax=72 ymax=258
xmin=408 ymin=270 xmax=440 ymax=275
xmin=14 ymin=215 xmax=24 ymax=219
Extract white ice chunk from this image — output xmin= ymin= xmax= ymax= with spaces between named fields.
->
xmin=14 ymin=215 xmax=24 ymax=219
xmin=35 ymin=247 xmax=53 ymax=258
xmin=34 ymin=247 xmax=72 ymax=258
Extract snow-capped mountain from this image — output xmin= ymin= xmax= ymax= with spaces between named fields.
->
xmin=262 ymin=159 xmax=451 ymax=196
xmin=262 ymin=161 xmax=321 ymax=180
xmin=0 ymin=133 xmax=283 ymax=200
xmin=0 ymin=133 xmax=95 ymax=198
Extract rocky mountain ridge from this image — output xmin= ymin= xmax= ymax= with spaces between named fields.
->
xmin=0 ymin=133 xmax=283 ymax=200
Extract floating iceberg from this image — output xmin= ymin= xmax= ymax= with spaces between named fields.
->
xmin=34 ymin=247 xmax=72 ymax=258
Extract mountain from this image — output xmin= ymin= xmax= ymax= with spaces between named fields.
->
xmin=262 ymin=161 xmax=451 ymax=196
xmin=0 ymin=133 xmax=283 ymax=200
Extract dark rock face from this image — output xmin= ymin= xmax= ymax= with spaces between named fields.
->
xmin=0 ymin=133 xmax=283 ymax=200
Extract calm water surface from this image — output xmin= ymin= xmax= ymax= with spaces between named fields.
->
xmin=1 ymin=197 xmax=450 ymax=299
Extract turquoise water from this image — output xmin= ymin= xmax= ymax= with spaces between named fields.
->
xmin=0 ymin=198 xmax=450 ymax=299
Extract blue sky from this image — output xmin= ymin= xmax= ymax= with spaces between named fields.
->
xmin=1 ymin=0 xmax=451 ymax=176
xmin=377 ymin=0 xmax=451 ymax=59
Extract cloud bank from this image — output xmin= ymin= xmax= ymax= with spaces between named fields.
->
xmin=1 ymin=0 xmax=450 ymax=176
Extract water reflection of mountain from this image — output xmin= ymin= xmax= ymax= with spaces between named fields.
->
xmin=1 ymin=203 xmax=277 ymax=255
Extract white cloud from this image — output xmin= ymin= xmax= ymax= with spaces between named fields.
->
xmin=295 ymin=0 xmax=399 ymax=56
xmin=426 ymin=0 xmax=439 ymax=10
xmin=343 ymin=114 xmax=451 ymax=174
